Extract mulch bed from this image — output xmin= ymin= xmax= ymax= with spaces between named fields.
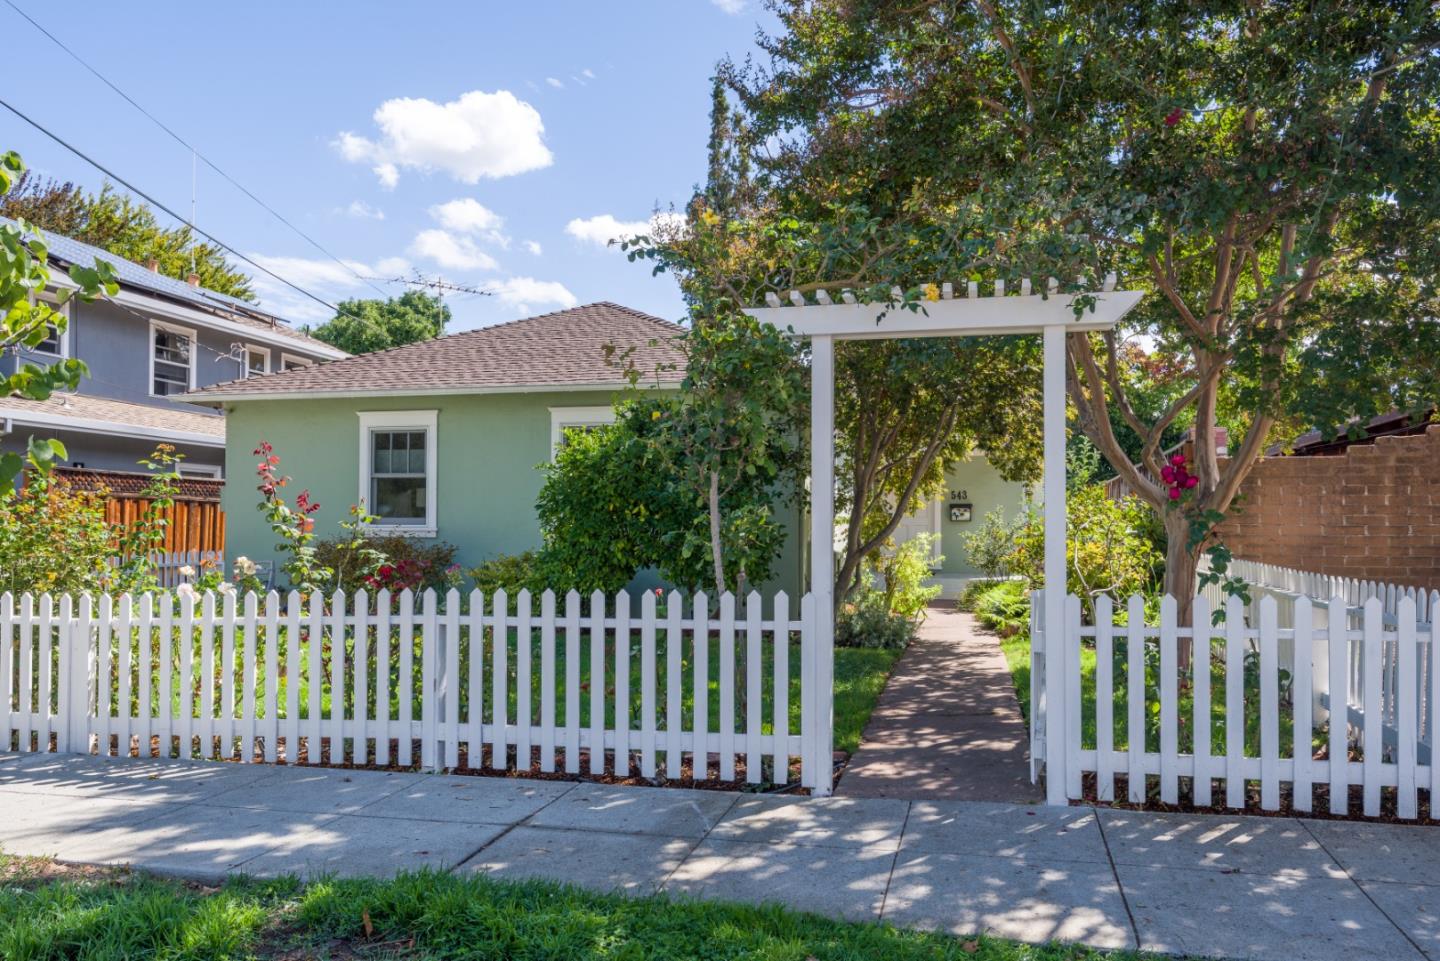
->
xmin=1071 ymin=771 xmax=1438 ymax=825
xmin=82 ymin=733 xmax=838 ymax=796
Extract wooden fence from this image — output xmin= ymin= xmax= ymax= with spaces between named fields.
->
xmin=0 ymin=588 xmax=823 ymax=790
xmin=1031 ymin=588 xmax=1439 ymax=819
xmin=104 ymin=499 xmax=225 ymax=555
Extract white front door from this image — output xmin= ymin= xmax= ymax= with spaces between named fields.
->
xmin=890 ymin=495 xmax=943 ymax=568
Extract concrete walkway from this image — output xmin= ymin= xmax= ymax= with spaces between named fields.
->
xmin=839 ymin=607 xmax=1041 ymax=802
xmin=2 ymin=752 xmax=1438 ymax=959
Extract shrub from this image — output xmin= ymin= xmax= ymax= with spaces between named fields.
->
xmin=535 ymin=420 xmax=661 ymax=594
xmin=961 ymin=507 xmax=1020 ymax=579
xmin=863 ymin=532 xmax=943 ymax=619
xmin=467 ymin=551 xmax=548 ymax=598
xmin=1007 ymin=485 xmax=1161 ymax=609
xmin=314 ymin=534 xmax=460 ymax=596
xmin=0 ymin=474 xmax=113 ymax=594
xmin=973 ymin=579 xmax=1031 ymax=636
xmin=957 ymin=577 xmax=1007 ymax=612
xmin=836 ymin=601 xmax=917 ymax=649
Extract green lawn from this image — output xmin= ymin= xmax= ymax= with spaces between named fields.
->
xmin=0 ymin=854 xmax=1147 ymax=961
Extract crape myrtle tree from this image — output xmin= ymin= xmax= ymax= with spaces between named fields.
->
xmin=700 ymin=0 xmax=1440 ymax=622
xmin=0 ymin=151 xmax=118 ymax=493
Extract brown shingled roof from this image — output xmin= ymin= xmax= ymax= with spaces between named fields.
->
xmin=185 ymin=302 xmax=688 ymax=402
xmin=0 ymin=392 xmax=225 ymax=440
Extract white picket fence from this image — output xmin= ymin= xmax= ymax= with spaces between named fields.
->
xmin=1031 ymin=588 xmax=1439 ymax=819
xmin=0 ymin=588 xmax=824 ymax=790
xmin=1202 ymin=559 xmax=1438 ymax=768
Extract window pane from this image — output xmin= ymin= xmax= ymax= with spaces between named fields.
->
xmin=247 ymin=350 xmax=267 ymax=376
xmin=408 ymin=447 xmax=427 ymax=473
xmin=154 ymin=329 xmax=190 ymax=364
xmin=34 ymin=323 xmax=62 ymax=355
xmin=371 ymin=476 xmax=426 ymax=523
xmin=153 ymin=329 xmax=191 ymax=394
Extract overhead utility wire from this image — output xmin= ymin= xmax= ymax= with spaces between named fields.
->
xmin=2 ymin=0 xmax=390 ymax=299
xmin=0 ymin=96 xmax=344 ymax=316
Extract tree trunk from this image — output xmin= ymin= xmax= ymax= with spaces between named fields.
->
xmin=708 ymin=469 xmax=726 ymax=596
xmin=1162 ymin=509 xmax=1200 ymax=668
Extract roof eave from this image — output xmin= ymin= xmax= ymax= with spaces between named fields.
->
xmin=184 ymin=379 xmax=684 ymax=407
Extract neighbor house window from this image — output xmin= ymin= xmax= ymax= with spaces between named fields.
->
xmin=27 ymin=294 xmax=69 ymax=358
xmin=358 ymin=410 xmax=437 ymax=534
xmin=244 ymin=346 xmax=270 ymax=378
xmin=548 ymin=406 xmax=616 ymax=459
xmin=281 ymin=353 xmax=311 ymax=371
xmin=151 ymin=322 xmax=195 ymax=396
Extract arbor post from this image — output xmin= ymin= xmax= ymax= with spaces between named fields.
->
xmin=1042 ymin=324 xmax=1070 ymax=803
xmin=809 ymin=333 xmax=836 ymax=795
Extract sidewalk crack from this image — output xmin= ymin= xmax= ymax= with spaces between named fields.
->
xmin=1093 ymin=806 xmax=1141 ymax=951
xmin=875 ymin=800 xmax=913 ymax=922
xmin=448 ymin=779 xmax=583 ymax=874
xmin=655 ymin=790 xmax=744 ymax=894
xmin=1298 ymin=818 xmax=1427 ymax=959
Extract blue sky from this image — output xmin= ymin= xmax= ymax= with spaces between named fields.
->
xmin=1 ymin=0 xmax=776 ymax=330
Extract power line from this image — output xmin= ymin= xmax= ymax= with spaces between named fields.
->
xmin=2 ymin=0 xmax=390 ymax=300
xmin=0 ymin=96 xmax=343 ymax=317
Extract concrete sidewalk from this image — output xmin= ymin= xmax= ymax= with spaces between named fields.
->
xmin=840 ymin=607 xmax=1040 ymax=802
xmin=1 ymin=752 xmax=1437 ymax=960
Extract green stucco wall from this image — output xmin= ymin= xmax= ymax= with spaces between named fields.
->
xmin=220 ymin=390 xmax=805 ymax=597
xmin=937 ymin=453 xmax=1030 ymax=580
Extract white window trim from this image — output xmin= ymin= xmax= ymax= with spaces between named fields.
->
xmin=177 ymin=463 xmax=223 ymax=479
xmin=149 ymin=319 xmax=197 ymax=398
xmin=242 ymin=344 xmax=271 ymax=378
xmin=548 ymin=405 xmax=616 ymax=459
xmin=280 ymin=352 xmax=312 ymax=371
xmin=27 ymin=293 xmax=71 ymax=359
xmin=358 ymin=409 xmax=438 ymax=537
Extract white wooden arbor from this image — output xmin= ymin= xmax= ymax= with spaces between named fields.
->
xmin=744 ymin=279 xmax=1145 ymax=799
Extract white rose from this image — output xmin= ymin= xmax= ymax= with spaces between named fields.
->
xmin=178 ymin=565 xmax=196 ymax=578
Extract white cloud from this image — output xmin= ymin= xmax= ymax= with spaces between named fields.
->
xmin=711 ymin=0 xmax=745 ymax=12
xmin=341 ymin=200 xmax=384 ymax=220
xmin=564 ymin=212 xmax=686 ymax=247
xmin=523 ymin=240 xmax=543 ymax=256
xmin=545 ymin=77 xmax=564 ymax=89
xmin=409 ymin=229 xmax=501 ymax=271
xmin=485 ymin=276 xmax=577 ymax=313
xmin=335 ymin=90 xmax=553 ymax=186
xmin=428 ymin=198 xmax=507 ymax=246
xmin=582 ymin=68 xmax=596 ymax=80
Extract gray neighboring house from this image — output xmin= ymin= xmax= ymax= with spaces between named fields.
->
xmin=0 ymin=219 xmax=345 ymax=477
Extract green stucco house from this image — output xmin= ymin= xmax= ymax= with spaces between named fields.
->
xmin=185 ymin=302 xmax=1025 ymax=597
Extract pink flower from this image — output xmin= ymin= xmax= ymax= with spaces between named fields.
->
xmin=1168 ymin=487 xmax=1182 ymax=500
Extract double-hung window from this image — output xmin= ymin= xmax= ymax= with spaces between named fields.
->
xmin=358 ymin=410 xmax=437 ymax=535
xmin=548 ymin=406 xmax=616 ymax=459
xmin=28 ymin=294 xmax=69 ymax=358
xmin=244 ymin=346 xmax=270 ymax=378
xmin=151 ymin=322 xmax=195 ymax=396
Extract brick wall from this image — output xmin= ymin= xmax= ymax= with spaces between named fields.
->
xmin=1215 ymin=425 xmax=1440 ymax=587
